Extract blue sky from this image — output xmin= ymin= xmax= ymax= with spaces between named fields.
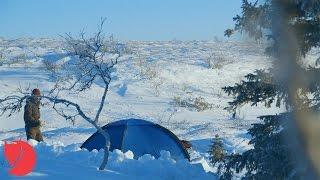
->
xmin=0 ymin=0 xmax=242 ymax=40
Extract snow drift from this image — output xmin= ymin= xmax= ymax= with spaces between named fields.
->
xmin=0 ymin=140 xmax=216 ymax=179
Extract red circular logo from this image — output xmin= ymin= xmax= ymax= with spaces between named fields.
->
xmin=3 ymin=140 xmax=37 ymax=176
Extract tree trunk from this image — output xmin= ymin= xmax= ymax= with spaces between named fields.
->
xmin=99 ymin=139 xmax=110 ymax=170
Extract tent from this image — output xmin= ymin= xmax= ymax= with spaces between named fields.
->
xmin=81 ymin=118 xmax=190 ymax=160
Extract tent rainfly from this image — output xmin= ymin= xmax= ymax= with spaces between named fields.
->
xmin=81 ymin=119 xmax=190 ymax=160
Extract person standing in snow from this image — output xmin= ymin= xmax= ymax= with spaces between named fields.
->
xmin=24 ymin=88 xmax=43 ymax=142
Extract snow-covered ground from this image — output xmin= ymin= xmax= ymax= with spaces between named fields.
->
xmin=0 ymin=38 xmax=283 ymax=179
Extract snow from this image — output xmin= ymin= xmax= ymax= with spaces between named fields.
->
xmin=0 ymin=38 xmax=303 ymax=178
xmin=0 ymin=142 xmax=216 ymax=179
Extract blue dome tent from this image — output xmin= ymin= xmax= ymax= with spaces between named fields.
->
xmin=81 ymin=119 xmax=190 ymax=160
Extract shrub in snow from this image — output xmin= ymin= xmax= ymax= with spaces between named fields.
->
xmin=134 ymin=54 xmax=160 ymax=80
xmin=151 ymin=77 xmax=164 ymax=96
xmin=133 ymin=53 xmax=164 ymax=96
xmin=205 ymin=52 xmax=233 ymax=69
xmin=0 ymin=51 xmax=4 ymax=66
xmin=113 ymin=42 xmax=133 ymax=55
xmin=208 ymin=134 xmax=226 ymax=166
xmin=6 ymin=53 xmax=30 ymax=67
xmin=42 ymin=59 xmax=59 ymax=73
xmin=173 ymin=96 xmax=212 ymax=112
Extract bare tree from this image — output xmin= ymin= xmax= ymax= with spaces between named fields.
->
xmin=0 ymin=19 xmax=122 ymax=170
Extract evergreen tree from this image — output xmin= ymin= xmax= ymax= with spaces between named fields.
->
xmin=216 ymin=0 xmax=320 ymax=178
xmin=216 ymin=114 xmax=308 ymax=179
xmin=208 ymin=134 xmax=226 ymax=166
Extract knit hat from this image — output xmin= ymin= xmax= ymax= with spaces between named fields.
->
xmin=32 ymin=88 xmax=41 ymax=96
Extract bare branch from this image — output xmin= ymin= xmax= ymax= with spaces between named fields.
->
xmin=0 ymin=95 xmax=28 ymax=117
xmin=94 ymin=84 xmax=109 ymax=123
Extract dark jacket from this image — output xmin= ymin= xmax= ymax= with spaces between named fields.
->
xmin=24 ymin=96 xmax=41 ymax=128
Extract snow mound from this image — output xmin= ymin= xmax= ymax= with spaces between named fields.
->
xmin=0 ymin=142 xmax=216 ymax=179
